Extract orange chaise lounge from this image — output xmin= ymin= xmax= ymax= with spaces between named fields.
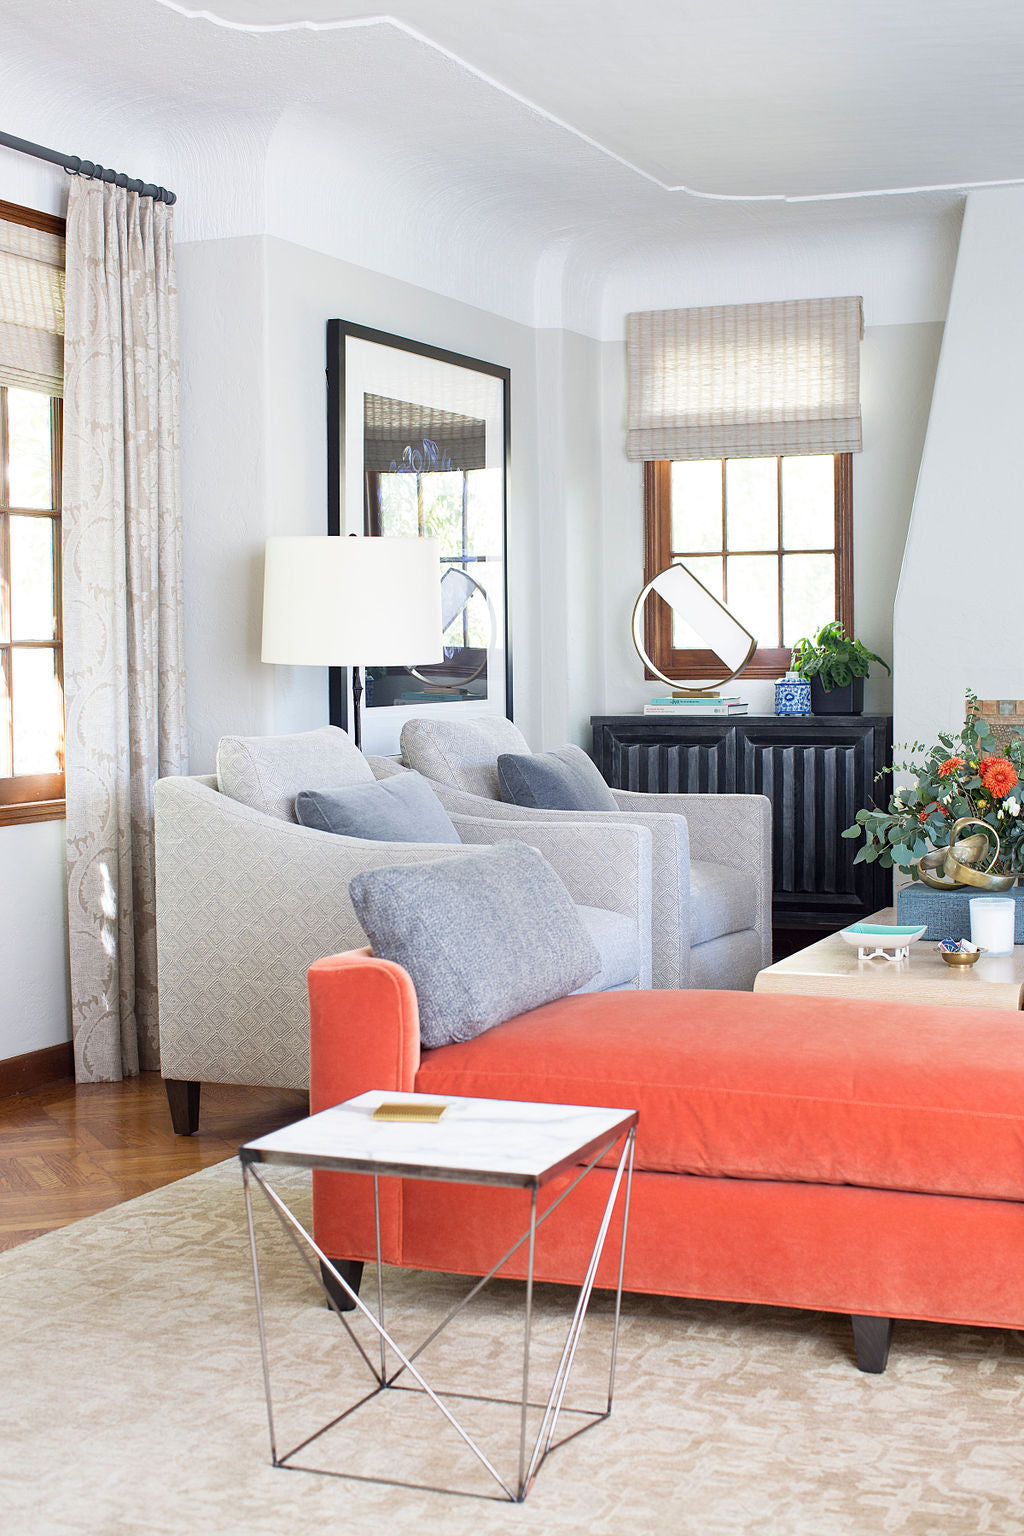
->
xmin=308 ymin=949 xmax=1024 ymax=1373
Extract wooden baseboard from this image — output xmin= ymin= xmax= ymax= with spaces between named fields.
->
xmin=0 ymin=1040 xmax=74 ymax=1100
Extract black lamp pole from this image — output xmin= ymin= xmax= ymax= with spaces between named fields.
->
xmin=350 ymin=665 xmax=364 ymax=750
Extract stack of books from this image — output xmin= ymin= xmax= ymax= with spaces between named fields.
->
xmin=643 ymin=695 xmax=749 ymax=717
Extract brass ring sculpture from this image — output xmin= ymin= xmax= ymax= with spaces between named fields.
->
xmin=917 ymin=816 xmax=1016 ymax=893
xmin=408 ymin=567 xmax=495 ymax=692
xmin=631 ymin=566 xmax=757 ymax=696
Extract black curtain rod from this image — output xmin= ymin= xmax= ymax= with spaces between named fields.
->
xmin=0 ymin=129 xmax=176 ymax=205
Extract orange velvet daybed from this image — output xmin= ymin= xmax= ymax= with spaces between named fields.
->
xmin=308 ymin=949 xmax=1024 ymax=1373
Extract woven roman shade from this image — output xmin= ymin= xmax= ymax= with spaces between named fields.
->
xmin=363 ymin=392 xmax=486 ymax=472
xmin=0 ymin=217 xmax=65 ymax=395
xmin=625 ymin=296 xmax=863 ymax=462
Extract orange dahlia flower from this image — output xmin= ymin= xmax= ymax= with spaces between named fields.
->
xmin=937 ymin=757 xmax=964 ymax=777
xmin=982 ymin=760 xmax=1019 ymax=798
xmin=918 ymin=802 xmax=947 ymax=823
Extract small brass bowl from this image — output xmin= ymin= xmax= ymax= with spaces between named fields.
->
xmin=940 ymin=947 xmax=984 ymax=968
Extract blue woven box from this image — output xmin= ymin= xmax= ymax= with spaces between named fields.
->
xmin=895 ymin=883 xmax=1024 ymax=943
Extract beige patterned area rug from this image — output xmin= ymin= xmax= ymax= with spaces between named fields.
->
xmin=2 ymin=1160 xmax=1023 ymax=1536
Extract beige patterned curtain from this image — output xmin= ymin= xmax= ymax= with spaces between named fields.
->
xmin=62 ymin=179 xmax=188 ymax=1082
xmin=625 ymin=296 xmax=864 ymax=461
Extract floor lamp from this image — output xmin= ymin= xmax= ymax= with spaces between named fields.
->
xmin=261 ymin=536 xmax=444 ymax=749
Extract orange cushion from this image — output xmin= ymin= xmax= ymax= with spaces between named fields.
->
xmin=413 ymin=989 xmax=1024 ymax=1202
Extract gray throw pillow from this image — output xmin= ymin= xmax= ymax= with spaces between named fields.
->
xmin=348 ymin=842 xmax=602 ymax=1048
xmin=295 ymin=771 xmax=460 ymax=845
xmin=497 ymin=744 xmax=618 ymax=812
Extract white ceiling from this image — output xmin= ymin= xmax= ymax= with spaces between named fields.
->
xmin=6 ymin=0 xmax=1024 ymax=199
xmin=149 ymin=0 xmax=1024 ymax=200
xmin=1 ymin=0 xmax=1013 ymax=324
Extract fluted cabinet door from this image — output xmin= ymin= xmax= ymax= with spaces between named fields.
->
xmin=591 ymin=715 xmax=892 ymax=935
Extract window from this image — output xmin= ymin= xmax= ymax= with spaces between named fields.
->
xmin=0 ymin=201 xmax=65 ymax=825
xmin=627 ymin=295 xmax=862 ymax=683
xmin=369 ymin=455 xmax=500 ymax=669
xmin=0 ymin=385 xmax=64 ymax=821
xmin=643 ymin=452 xmax=852 ymax=680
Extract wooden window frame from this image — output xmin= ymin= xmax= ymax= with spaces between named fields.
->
xmin=642 ymin=453 xmax=853 ymax=682
xmin=0 ymin=199 xmax=66 ymax=827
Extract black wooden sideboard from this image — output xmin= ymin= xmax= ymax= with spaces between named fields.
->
xmin=591 ymin=714 xmax=893 ymax=946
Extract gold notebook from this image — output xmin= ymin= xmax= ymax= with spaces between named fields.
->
xmin=372 ymin=1101 xmax=448 ymax=1124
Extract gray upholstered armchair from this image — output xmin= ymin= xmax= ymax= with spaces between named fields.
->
xmin=154 ymin=727 xmax=652 ymax=1133
xmin=388 ymin=716 xmax=773 ymax=992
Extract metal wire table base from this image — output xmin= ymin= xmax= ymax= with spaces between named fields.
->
xmin=242 ymin=1125 xmax=636 ymax=1503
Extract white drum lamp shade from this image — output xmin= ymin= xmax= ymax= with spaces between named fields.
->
xmin=261 ymin=536 xmax=444 ymax=667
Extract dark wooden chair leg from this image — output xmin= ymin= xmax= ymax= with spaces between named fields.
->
xmin=165 ymin=1078 xmax=201 ymax=1136
xmin=851 ymin=1314 xmax=895 ymax=1373
xmin=320 ymin=1259 xmax=364 ymax=1314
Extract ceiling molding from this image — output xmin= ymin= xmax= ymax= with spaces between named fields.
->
xmin=154 ymin=2 xmax=1024 ymax=206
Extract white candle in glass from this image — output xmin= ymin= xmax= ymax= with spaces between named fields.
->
xmin=969 ymin=897 xmax=1016 ymax=956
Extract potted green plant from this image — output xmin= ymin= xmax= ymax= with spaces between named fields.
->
xmin=790 ymin=621 xmax=890 ymax=715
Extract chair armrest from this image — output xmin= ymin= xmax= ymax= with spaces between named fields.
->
xmin=367 ymin=755 xmax=404 ymax=781
xmin=611 ymin=790 xmax=771 ymax=872
xmin=452 ymin=813 xmax=653 ymax=987
xmin=613 ymin=790 xmax=773 ymax=968
xmin=154 ymin=775 xmax=473 ymax=1090
xmin=412 ymin=777 xmax=690 ymax=989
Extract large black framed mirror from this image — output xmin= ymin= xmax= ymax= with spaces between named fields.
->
xmin=327 ymin=321 xmax=512 ymax=755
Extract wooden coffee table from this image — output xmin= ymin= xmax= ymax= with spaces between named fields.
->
xmin=754 ymin=908 xmax=1024 ymax=1011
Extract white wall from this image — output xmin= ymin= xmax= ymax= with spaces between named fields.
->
xmin=176 ymin=236 xmax=273 ymax=773
xmin=856 ymin=323 xmax=943 ymax=714
xmin=0 ymin=822 xmax=70 ymax=1059
xmin=176 ymin=230 xmax=950 ymax=763
xmin=895 ymin=184 xmax=1024 ymax=752
xmin=533 ymin=327 xmax=606 ymax=746
xmin=179 ymin=234 xmax=548 ymax=759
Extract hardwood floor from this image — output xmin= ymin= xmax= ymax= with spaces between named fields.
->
xmin=0 ymin=1073 xmax=309 ymax=1253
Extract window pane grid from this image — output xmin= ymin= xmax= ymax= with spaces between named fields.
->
xmin=666 ymin=453 xmax=840 ymax=652
xmin=0 ymin=385 xmax=64 ymax=801
xmin=646 ymin=453 xmax=851 ymax=680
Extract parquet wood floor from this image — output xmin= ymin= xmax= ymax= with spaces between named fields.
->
xmin=0 ymin=1073 xmax=308 ymax=1252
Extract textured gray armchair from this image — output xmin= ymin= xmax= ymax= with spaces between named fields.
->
xmin=154 ymin=727 xmax=652 ymax=1133
xmin=392 ymin=716 xmax=773 ymax=992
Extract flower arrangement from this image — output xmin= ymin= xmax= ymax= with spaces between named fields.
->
xmin=844 ymin=695 xmax=1024 ymax=878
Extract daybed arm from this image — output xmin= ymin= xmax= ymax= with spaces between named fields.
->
xmin=308 ymin=950 xmax=420 ymax=1112
xmin=154 ymin=775 xmax=473 ymax=1091
xmin=306 ymin=949 xmax=416 ymax=1268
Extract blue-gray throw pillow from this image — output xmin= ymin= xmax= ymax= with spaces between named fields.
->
xmin=497 ymin=744 xmax=618 ymax=812
xmin=348 ymin=841 xmax=602 ymax=1048
xmin=295 ymin=770 xmax=460 ymax=845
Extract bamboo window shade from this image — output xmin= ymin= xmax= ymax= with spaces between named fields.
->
xmin=625 ymin=296 xmax=863 ymax=462
xmin=0 ymin=217 xmax=65 ymax=395
xmin=363 ymin=392 xmax=486 ymax=472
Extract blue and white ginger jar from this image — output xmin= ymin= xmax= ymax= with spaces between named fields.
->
xmin=775 ymin=671 xmax=811 ymax=716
